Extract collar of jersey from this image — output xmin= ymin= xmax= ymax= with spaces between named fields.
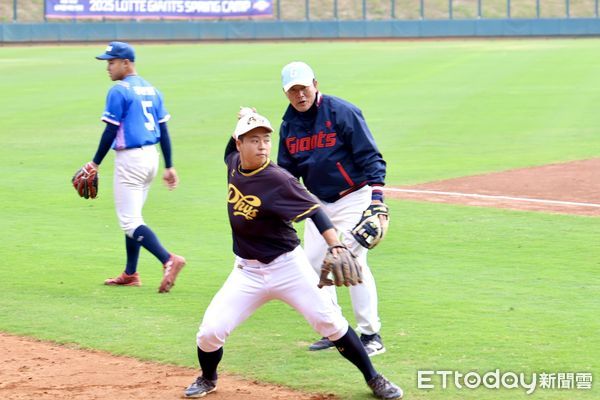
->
xmin=238 ymin=158 xmax=270 ymax=176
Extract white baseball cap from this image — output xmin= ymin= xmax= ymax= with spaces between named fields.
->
xmin=281 ymin=61 xmax=315 ymax=92
xmin=233 ymin=111 xmax=273 ymax=140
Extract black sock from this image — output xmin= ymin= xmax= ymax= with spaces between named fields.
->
xmin=198 ymin=346 xmax=223 ymax=381
xmin=132 ymin=225 xmax=170 ymax=264
xmin=333 ymin=327 xmax=378 ymax=382
xmin=125 ymin=235 xmax=141 ymax=275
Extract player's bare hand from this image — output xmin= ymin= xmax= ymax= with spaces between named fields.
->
xmin=163 ymin=167 xmax=179 ymax=190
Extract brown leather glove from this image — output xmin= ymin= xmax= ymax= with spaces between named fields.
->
xmin=72 ymin=162 xmax=98 ymax=199
xmin=318 ymin=244 xmax=363 ymax=288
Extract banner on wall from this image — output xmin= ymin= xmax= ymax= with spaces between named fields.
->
xmin=45 ymin=0 xmax=273 ymax=19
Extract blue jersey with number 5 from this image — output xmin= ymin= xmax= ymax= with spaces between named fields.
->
xmin=101 ymin=75 xmax=170 ymax=150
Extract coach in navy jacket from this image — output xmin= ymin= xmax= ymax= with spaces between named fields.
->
xmin=277 ymin=61 xmax=389 ymax=356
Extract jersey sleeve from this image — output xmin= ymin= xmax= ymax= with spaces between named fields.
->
xmin=101 ymin=85 xmax=127 ymax=126
xmin=337 ymin=105 xmax=386 ymax=186
xmin=225 ymin=150 xmax=239 ymax=174
xmin=224 ymin=137 xmax=238 ymax=163
xmin=274 ymin=176 xmax=320 ymax=223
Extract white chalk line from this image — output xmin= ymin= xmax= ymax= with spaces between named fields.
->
xmin=383 ymin=188 xmax=600 ymax=208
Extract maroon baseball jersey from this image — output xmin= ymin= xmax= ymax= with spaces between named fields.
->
xmin=226 ymin=152 xmax=320 ymax=263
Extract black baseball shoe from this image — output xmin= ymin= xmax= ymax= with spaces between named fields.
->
xmin=308 ymin=337 xmax=335 ymax=351
xmin=360 ymin=333 xmax=386 ymax=357
xmin=185 ymin=376 xmax=217 ymax=398
xmin=368 ymin=374 xmax=403 ymax=399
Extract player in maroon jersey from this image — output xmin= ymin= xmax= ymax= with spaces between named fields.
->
xmin=183 ymin=109 xmax=402 ymax=399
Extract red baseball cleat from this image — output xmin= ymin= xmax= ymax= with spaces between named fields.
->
xmin=104 ymin=271 xmax=141 ymax=286
xmin=159 ymin=254 xmax=186 ymax=293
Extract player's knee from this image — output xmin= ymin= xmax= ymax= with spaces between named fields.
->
xmin=197 ymin=324 xmax=227 ymax=352
xmin=120 ymin=220 xmax=144 ymax=238
xmin=313 ymin=315 xmax=348 ymax=341
xmin=319 ymin=323 xmax=348 ymax=342
xmin=327 ymin=325 xmax=349 ymax=342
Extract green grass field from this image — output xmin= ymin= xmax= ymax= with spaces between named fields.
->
xmin=0 ymin=39 xmax=598 ymax=399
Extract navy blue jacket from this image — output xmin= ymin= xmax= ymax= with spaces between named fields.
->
xmin=277 ymin=93 xmax=386 ymax=203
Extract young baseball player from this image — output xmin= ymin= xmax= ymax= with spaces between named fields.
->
xmin=77 ymin=41 xmax=185 ymax=293
xmin=277 ymin=61 xmax=389 ymax=356
xmin=184 ymin=109 xmax=402 ymax=399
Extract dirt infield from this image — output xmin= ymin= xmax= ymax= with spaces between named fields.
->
xmin=385 ymin=159 xmax=600 ymax=217
xmin=0 ymin=333 xmax=335 ymax=400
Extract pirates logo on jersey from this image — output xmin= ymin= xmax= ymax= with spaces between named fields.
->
xmin=227 ymin=184 xmax=261 ymax=220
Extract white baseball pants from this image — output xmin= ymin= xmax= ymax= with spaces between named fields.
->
xmin=304 ymin=186 xmax=381 ymax=336
xmin=113 ymin=145 xmax=159 ymax=237
xmin=197 ymin=246 xmax=349 ymax=352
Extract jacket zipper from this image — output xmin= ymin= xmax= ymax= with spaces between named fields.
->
xmin=336 ymin=162 xmax=355 ymax=187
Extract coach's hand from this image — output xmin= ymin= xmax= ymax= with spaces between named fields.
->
xmin=351 ymin=202 xmax=389 ymax=249
xmin=163 ymin=167 xmax=179 ymax=190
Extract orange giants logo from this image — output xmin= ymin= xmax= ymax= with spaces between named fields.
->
xmin=285 ymin=131 xmax=337 ymax=155
xmin=227 ymin=184 xmax=261 ymax=220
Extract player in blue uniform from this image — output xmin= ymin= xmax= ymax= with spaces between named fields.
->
xmin=79 ymin=42 xmax=185 ymax=292
xmin=278 ymin=61 xmax=389 ymax=355
xmin=183 ymin=109 xmax=402 ymax=399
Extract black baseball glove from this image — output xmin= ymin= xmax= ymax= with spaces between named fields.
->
xmin=318 ymin=244 xmax=363 ymax=288
xmin=351 ymin=203 xmax=389 ymax=249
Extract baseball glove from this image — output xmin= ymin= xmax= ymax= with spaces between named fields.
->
xmin=72 ymin=162 xmax=98 ymax=199
xmin=318 ymin=244 xmax=363 ymax=288
xmin=351 ymin=203 xmax=389 ymax=249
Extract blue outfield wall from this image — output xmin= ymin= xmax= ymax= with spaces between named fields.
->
xmin=2 ymin=19 xmax=600 ymax=42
